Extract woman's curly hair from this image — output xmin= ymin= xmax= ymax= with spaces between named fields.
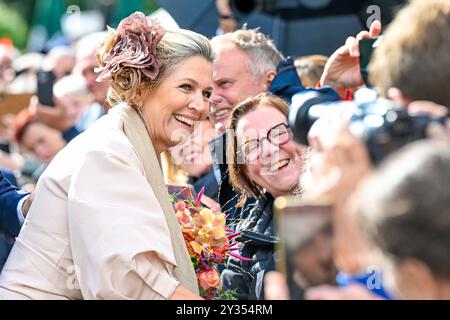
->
xmin=96 ymin=11 xmax=213 ymax=109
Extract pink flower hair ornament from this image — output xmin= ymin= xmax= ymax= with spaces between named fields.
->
xmin=95 ymin=12 xmax=166 ymax=83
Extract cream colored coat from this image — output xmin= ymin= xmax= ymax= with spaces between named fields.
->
xmin=0 ymin=105 xmax=198 ymax=299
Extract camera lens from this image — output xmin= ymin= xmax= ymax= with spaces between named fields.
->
xmin=288 ymin=88 xmax=447 ymax=164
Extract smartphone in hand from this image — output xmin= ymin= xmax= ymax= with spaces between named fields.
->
xmin=36 ymin=70 xmax=56 ymax=107
xmin=0 ymin=140 xmax=10 ymax=154
xmin=274 ymin=196 xmax=337 ymax=300
xmin=359 ymin=37 xmax=382 ymax=86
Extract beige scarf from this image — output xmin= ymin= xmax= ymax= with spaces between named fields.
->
xmin=117 ymin=103 xmax=199 ymax=295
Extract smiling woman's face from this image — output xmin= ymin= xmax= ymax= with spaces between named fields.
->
xmin=236 ymin=104 xmax=306 ymax=197
xmin=142 ymin=55 xmax=213 ymax=154
xmin=170 ymin=120 xmax=215 ymax=178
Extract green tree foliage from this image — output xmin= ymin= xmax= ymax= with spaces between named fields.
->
xmin=0 ymin=0 xmax=160 ymax=51
xmin=0 ymin=3 xmax=28 ymax=50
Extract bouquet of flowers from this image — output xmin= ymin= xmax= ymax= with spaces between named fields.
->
xmin=171 ymin=187 xmax=245 ymax=299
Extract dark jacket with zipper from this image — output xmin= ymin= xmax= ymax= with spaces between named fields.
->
xmin=220 ymin=58 xmax=304 ymax=299
xmin=221 ymin=193 xmax=279 ymax=300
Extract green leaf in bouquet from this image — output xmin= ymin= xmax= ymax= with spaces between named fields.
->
xmin=191 ymin=256 xmax=199 ymax=268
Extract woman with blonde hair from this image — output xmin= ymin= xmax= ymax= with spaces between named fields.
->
xmin=0 ymin=12 xmax=213 ymax=299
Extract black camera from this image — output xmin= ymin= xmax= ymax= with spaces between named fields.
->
xmin=288 ymin=88 xmax=447 ymax=164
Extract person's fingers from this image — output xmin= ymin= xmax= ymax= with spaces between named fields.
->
xmin=345 ymin=37 xmax=359 ymax=57
xmin=346 ymin=21 xmax=382 ymax=61
xmin=336 ymin=44 xmax=350 ymax=56
xmin=22 ymin=183 xmax=36 ymax=193
xmin=308 ymin=119 xmax=328 ymax=152
xmin=345 ymin=36 xmax=355 ymax=46
xmin=53 ymin=96 xmax=63 ymax=109
xmin=305 ymin=285 xmax=342 ymax=300
xmin=329 ymin=135 xmax=355 ymax=174
xmin=309 ymin=151 xmax=330 ymax=180
xmin=341 ymin=133 xmax=371 ymax=175
xmin=356 ymin=30 xmax=370 ymax=41
xmin=386 ymin=87 xmax=406 ymax=102
xmin=408 ymin=101 xmax=449 ymax=117
xmin=369 ymin=20 xmax=382 ymax=38
xmin=342 ymin=21 xmax=381 ymax=58
xmin=307 ymin=133 xmax=322 ymax=152
xmin=22 ymin=193 xmax=34 ymax=217
xmin=426 ymin=122 xmax=450 ymax=143
xmin=306 ymin=284 xmax=381 ymax=300
xmin=350 ymin=39 xmax=360 ymax=57
xmin=325 ymin=116 xmax=348 ymax=145
xmin=29 ymin=95 xmax=38 ymax=105
xmin=264 ymin=271 xmax=289 ymax=300
xmin=409 ymin=101 xmax=450 ymax=141
xmin=337 ymin=124 xmax=369 ymax=166
xmin=318 ymin=120 xmax=372 ymax=200
xmin=28 ymin=96 xmax=38 ymax=116
xmin=330 ymin=142 xmax=350 ymax=169
xmin=350 ymin=137 xmax=371 ymax=168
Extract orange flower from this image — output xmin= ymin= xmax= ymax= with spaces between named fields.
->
xmin=181 ymin=223 xmax=196 ymax=238
xmin=176 ymin=208 xmax=191 ymax=224
xmin=186 ymin=240 xmax=200 ymax=258
xmin=190 ymin=240 xmax=205 ymax=256
xmin=184 ymin=209 xmax=227 ymax=257
xmin=198 ymin=267 xmax=221 ymax=291
xmin=211 ymin=237 xmax=229 ymax=256
xmin=197 ymin=208 xmax=225 ymax=228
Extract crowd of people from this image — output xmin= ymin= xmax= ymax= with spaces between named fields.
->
xmin=0 ymin=0 xmax=450 ymax=300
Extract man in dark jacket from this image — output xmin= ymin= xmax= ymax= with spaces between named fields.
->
xmin=209 ymin=28 xmax=317 ymax=299
xmin=209 ymin=28 xmax=285 ymax=224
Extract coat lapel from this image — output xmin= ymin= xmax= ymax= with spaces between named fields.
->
xmin=117 ymin=104 xmax=199 ymax=295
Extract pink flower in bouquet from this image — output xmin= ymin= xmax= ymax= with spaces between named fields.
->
xmin=176 ymin=209 xmax=191 ymax=224
xmin=175 ymin=201 xmax=196 ymax=236
xmin=175 ymin=200 xmax=186 ymax=212
xmin=198 ymin=267 xmax=221 ymax=291
xmin=195 ymin=187 xmax=205 ymax=207
xmin=175 ymin=201 xmax=191 ymax=224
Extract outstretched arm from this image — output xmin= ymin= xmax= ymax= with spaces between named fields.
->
xmin=0 ymin=171 xmax=30 ymax=237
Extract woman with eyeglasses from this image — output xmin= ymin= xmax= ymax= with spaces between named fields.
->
xmin=222 ymin=93 xmax=307 ymax=299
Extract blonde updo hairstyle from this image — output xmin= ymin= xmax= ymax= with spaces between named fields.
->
xmin=96 ymin=28 xmax=214 ymax=109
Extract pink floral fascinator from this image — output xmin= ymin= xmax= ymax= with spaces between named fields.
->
xmin=95 ymin=12 xmax=166 ymax=83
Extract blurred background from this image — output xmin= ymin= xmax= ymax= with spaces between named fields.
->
xmin=0 ymin=0 xmax=159 ymax=52
xmin=1 ymin=0 xmax=406 ymax=55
